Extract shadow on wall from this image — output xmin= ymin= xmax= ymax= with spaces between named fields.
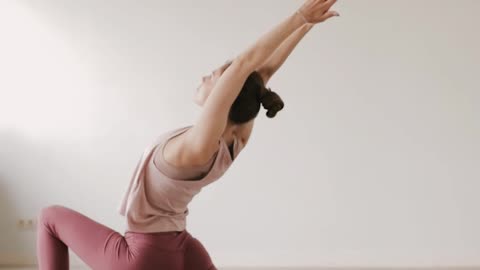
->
xmin=0 ymin=128 xmax=132 ymax=265
xmin=0 ymin=129 xmax=41 ymax=264
xmin=0 ymin=131 xmax=35 ymax=264
xmin=0 ymin=175 xmax=22 ymax=263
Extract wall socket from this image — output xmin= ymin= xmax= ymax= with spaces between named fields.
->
xmin=16 ymin=218 xmax=37 ymax=231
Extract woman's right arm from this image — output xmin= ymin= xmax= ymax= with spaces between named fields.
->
xmin=238 ymin=0 xmax=338 ymax=70
xmin=186 ymin=1 xmax=338 ymax=159
xmin=236 ymin=11 xmax=308 ymax=71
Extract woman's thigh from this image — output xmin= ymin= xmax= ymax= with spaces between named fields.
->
xmin=37 ymin=205 xmax=184 ymax=270
xmin=38 ymin=205 xmax=215 ymax=269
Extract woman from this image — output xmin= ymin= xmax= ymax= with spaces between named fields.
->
xmin=36 ymin=1 xmax=339 ymax=269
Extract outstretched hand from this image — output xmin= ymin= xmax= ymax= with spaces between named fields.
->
xmin=298 ymin=0 xmax=339 ymax=24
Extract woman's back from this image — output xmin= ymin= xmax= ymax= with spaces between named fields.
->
xmin=118 ymin=125 xmax=244 ymax=233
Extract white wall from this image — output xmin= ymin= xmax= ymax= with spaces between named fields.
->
xmin=0 ymin=0 xmax=479 ymax=268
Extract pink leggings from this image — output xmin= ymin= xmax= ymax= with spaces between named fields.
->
xmin=36 ymin=205 xmax=217 ymax=270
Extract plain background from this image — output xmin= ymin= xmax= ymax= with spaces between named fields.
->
xmin=0 ymin=0 xmax=479 ymax=268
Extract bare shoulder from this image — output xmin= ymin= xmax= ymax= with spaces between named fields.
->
xmin=158 ymin=120 xmax=254 ymax=168
xmin=156 ymin=129 xmax=216 ymax=168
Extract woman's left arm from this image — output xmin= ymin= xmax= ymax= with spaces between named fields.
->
xmin=257 ymin=23 xmax=315 ymax=84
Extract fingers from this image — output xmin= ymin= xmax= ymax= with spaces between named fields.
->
xmin=318 ymin=0 xmax=339 ymax=22
xmin=301 ymin=0 xmax=339 ymax=24
xmin=321 ymin=0 xmax=337 ymax=11
xmin=320 ymin=10 xmax=340 ymax=22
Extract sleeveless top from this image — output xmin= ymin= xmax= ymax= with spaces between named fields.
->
xmin=117 ymin=125 xmax=242 ymax=233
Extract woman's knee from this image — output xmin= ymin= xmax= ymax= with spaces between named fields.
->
xmin=38 ymin=204 xmax=66 ymax=225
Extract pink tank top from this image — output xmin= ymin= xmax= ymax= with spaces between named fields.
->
xmin=118 ymin=125 xmax=242 ymax=233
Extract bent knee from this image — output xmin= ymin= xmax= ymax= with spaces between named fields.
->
xmin=38 ymin=204 xmax=66 ymax=224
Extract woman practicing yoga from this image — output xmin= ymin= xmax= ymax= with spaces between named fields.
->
xmin=36 ymin=0 xmax=339 ymax=269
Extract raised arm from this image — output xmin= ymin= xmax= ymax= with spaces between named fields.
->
xmin=257 ymin=24 xmax=315 ymax=84
xmin=258 ymin=7 xmax=339 ymax=84
xmin=186 ymin=0 xmax=339 ymax=157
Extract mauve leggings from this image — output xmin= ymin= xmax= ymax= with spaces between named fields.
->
xmin=36 ymin=205 xmax=218 ymax=270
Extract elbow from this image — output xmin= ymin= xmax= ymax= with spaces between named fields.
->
xmin=236 ymin=44 xmax=273 ymax=70
xmin=235 ymin=51 xmax=266 ymax=70
xmin=233 ymin=53 xmax=251 ymax=66
xmin=229 ymin=54 xmax=256 ymax=75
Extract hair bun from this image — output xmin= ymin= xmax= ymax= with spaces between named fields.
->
xmin=260 ymin=88 xmax=284 ymax=118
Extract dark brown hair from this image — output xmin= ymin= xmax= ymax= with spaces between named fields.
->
xmin=228 ymin=71 xmax=284 ymax=124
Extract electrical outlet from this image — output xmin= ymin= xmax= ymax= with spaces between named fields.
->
xmin=26 ymin=218 xmax=36 ymax=230
xmin=16 ymin=219 xmax=25 ymax=229
xmin=16 ymin=218 xmax=37 ymax=231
